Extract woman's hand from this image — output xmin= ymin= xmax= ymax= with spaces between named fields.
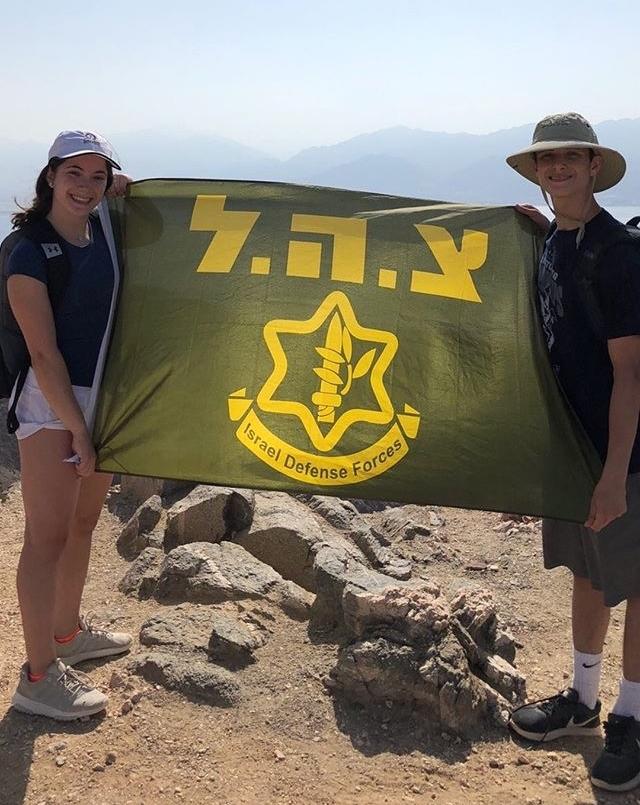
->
xmin=70 ymin=429 xmax=97 ymax=477
xmin=106 ymin=173 xmax=133 ymax=198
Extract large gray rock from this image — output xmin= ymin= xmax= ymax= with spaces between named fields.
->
xmin=207 ymin=612 xmax=268 ymax=668
xmin=310 ymin=545 xmax=406 ymax=632
xmin=342 ymin=584 xmax=448 ymax=644
xmin=234 ymin=492 xmax=325 ymax=591
xmin=450 ymin=587 xmax=517 ymax=664
xmin=301 ymin=495 xmax=411 ymax=580
xmin=326 ymin=581 xmax=526 ymax=736
xmin=349 ymin=525 xmax=412 ymax=580
xmin=119 ymin=476 xmax=193 ymax=507
xmin=347 ymin=499 xmax=402 ymax=513
xmin=164 ymin=486 xmax=255 ymax=551
xmin=154 ymin=541 xmax=312 ymax=619
xmin=139 ymin=604 xmax=268 ymax=668
xmin=118 ymin=547 xmax=163 ymax=599
xmin=304 ymin=496 xmax=360 ymax=531
xmin=139 ymin=605 xmax=214 ymax=656
xmin=117 ymin=495 xmax=163 ymax=560
xmin=130 ymin=652 xmax=240 ymax=706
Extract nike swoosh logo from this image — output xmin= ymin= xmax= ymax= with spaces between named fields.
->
xmin=582 ymin=662 xmax=601 ymax=668
xmin=567 ymin=716 xmax=596 ymax=728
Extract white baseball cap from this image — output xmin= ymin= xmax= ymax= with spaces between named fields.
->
xmin=48 ymin=130 xmax=121 ymax=170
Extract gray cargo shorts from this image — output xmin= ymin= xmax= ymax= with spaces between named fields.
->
xmin=543 ymin=472 xmax=640 ymax=607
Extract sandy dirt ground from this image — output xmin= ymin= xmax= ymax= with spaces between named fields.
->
xmin=0 ymin=477 xmax=637 ymax=805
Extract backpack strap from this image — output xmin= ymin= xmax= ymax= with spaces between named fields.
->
xmin=573 ymin=222 xmax=636 ymax=341
xmin=5 ymin=219 xmax=73 ymax=434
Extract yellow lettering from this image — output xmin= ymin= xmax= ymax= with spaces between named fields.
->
xmin=410 ymin=225 xmax=488 ymax=303
xmin=190 ymin=195 xmax=260 ymax=273
xmin=287 ymin=214 xmax=367 ymax=283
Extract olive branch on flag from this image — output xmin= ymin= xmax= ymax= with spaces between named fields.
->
xmin=312 ymin=312 xmax=376 ymax=423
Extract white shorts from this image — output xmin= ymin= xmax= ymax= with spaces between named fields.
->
xmin=14 ymin=368 xmax=92 ymax=441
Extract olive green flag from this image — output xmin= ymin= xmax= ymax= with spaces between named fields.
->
xmin=94 ymin=179 xmax=600 ymax=521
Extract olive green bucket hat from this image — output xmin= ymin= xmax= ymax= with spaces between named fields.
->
xmin=506 ymin=112 xmax=626 ymax=192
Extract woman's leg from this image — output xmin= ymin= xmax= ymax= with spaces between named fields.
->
xmin=53 ymin=471 xmax=113 ymax=637
xmin=17 ymin=429 xmax=81 ymax=676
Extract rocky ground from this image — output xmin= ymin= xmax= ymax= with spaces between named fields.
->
xmin=0 ymin=463 xmax=636 ymax=805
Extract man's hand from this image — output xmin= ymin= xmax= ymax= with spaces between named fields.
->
xmin=585 ymin=474 xmax=627 ymax=532
xmin=106 ymin=173 xmax=133 ymax=198
xmin=515 ymin=203 xmax=551 ymax=232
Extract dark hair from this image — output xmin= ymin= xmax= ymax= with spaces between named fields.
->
xmin=11 ymin=156 xmax=114 ymax=230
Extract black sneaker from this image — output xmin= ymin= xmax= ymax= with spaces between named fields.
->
xmin=590 ymin=714 xmax=640 ymax=792
xmin=509 ymin=688 xmax=601 ymax=742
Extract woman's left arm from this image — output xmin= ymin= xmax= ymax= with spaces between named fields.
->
xmin=106 ymin=173 xmax=133 ymax=198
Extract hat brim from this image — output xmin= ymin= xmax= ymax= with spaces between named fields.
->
xmin=55 ymin=148 xmax=121 ymax=171
xmin=506 ymin=141 xmax=626 ymax=192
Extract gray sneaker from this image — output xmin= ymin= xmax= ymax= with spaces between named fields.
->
xmin=11 ymin=660 xmax=108 ymax=721
xmin=56 ymin=615 xmax=132 ymax=666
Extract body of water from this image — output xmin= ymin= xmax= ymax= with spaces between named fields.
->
xmin=1 ymin=206 xmax=638 ymax=243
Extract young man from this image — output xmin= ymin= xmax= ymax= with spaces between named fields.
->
xmin=506 ymin=113 xmax=640 ymax=793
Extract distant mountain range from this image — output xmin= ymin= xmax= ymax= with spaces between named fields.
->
xmin=2 ymin=118 xmax=639 ymax=210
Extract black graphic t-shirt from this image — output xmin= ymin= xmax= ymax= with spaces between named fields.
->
xmin=537 ymin=209 xmax=640 ymax=470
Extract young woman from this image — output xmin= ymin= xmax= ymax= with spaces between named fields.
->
xmin=6 ymin=131 xmax=132 ymax=720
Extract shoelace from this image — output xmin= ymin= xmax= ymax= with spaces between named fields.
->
xmin=603 ymin=719 xmax=633 ymax=755
xmin=80 ymin=613 xmax=113 ymax=639
xmin=56 ymin=663 xmax=96 ymax=696
xmin=512 ymin=691 xmax=573 ymax=742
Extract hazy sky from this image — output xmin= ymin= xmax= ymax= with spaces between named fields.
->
xmin=3 ymin=0 xmax=639 ymax=156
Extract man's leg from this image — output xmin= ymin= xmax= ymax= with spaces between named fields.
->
xmin=590 ymin=597 xmax=640 ymax=792
xmin=622 ymin=596 xmax=640 ymax=683
xmin=571 ymin=575 xmax=610 ymax=709
xmin=572 ymin=575 xmax=611 ymax=653
xmin=509 ymin=573 xmax=606 ymax=743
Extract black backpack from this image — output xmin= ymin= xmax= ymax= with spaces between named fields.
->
xmin=0 ymin=218 xmax=73 ymax=432
xmin=547 ymin=216 xmax=640 ymax=340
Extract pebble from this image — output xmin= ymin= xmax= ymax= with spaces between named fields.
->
xmin=92 ymin=764 xmax=105 ymax=773
xmin=274 ymin=750 xmax=286 ymax=762
xmin=515 ymin=754 xmax=530 ymax=766
xmin=121 ymin=700 xmax=133 ymax=715
xmin=488 ymin=758 xmax=505 ymax=769
xmin=108 ymin=672 xmax=125 ymax=690
xmin=55 ymin=757 xmax=66 ymax=767
xmin=105 ymin=752 xmax=117 ymax=765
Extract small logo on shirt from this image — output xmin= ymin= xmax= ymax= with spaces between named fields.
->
xmin=41 ymin=243 xmax=63 ymax=259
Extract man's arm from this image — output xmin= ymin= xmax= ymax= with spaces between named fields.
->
xmin=586 ymin=334 xmax=640 ymax=531
xmin=515 ymin=204 xmax=551 ymax=233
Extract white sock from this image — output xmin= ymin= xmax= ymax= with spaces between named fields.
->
xmin=612 ymin=677 xmax=640 ymax=721
xmin=572 ymin=650 xmax=602 ymax=709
